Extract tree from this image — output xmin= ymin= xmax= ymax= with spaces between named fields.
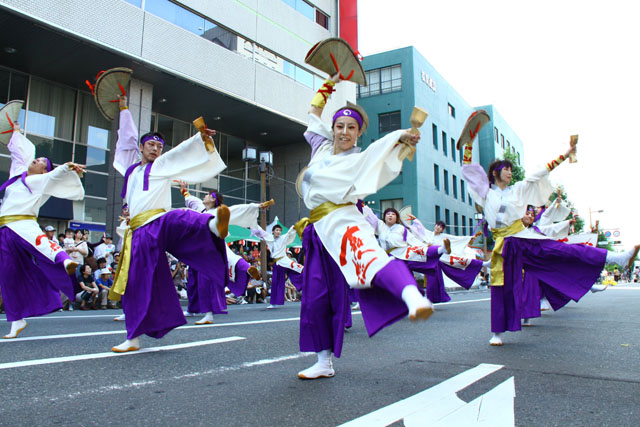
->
xmin=502 ymin=150 xmax=525 ymax=185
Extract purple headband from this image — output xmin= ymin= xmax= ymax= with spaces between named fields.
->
xmin=490 ymin=162 xmax=510 ymax=183
xmin=140 ymin=134 xmax=165 ymax=146
xmin=332 ymin=108 xmax=363 ymax=129
xmin=209 ymin=191 xmax=221 ymax=207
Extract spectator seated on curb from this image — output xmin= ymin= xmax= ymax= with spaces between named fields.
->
xmin=96 ymin=268 xmax=116 ymax=309
xmin=76 ymin=264 xmax=99 ymax=310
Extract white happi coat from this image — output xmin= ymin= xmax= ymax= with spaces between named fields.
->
xmin=301 ymin=114 xmax=410 ymax=288
xmin=251 ymin=225 xmax=303 ymax=273
xmin=185 ymin=195 xmax=261 ymax=281
xmin=0 ymin=132 xmax=84 ymax=262
xmin=115 ymin=109 xmax=226 ymax=224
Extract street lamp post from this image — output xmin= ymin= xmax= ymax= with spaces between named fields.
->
xmin=258 ymin=151 xmax=273 ymax=281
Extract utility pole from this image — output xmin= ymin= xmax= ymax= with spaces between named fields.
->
xmin=259 ymin=158 xmax=268 ymax=281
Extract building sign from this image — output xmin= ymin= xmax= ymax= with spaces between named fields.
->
xmin=421 ymin=70 xmax=437 ymax=92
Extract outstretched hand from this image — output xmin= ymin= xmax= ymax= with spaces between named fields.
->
xmin=400 ymin=130 xmax=420 ymax=145
xmin=67 ymin=162 xmax=86 ymax=177
xmin=564 ymin=144 xmax=576 ymax=159
xmin=174 ymin=179 xmax=188 ymax=192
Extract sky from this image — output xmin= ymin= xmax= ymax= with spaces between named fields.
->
xmin=358 ymin=0 xmax=640 ymax=250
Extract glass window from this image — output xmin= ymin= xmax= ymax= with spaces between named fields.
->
xmin=432 ymin=124 xmax=438 ymax=150
xmin=380 ymin=198 xmax=403 ymax=213
xmin=448 ymin=103 xmax=456 ymax=118
xmin=462 ymin=215 xmax=466 ymax=235
xmin=146 ymin=0 xmax=206 ymax=36
xmin=74 ymin=144 xmax=108 ymax=173
xmin=379 ymin=111 xmax=401 ymax=136
xmin=156 ymin=115 xmax=191 ymax=149
xmin=316 ymin=10 xmax=329 ymax=29
xmin=454 ymin=213 xmax=459 ymax=236
xmin=0 ymin=156 xmax=10 ymax=183
xmin=452 ymin=174 xmax=458 ymax=199
xmin=500 ymin=134 xmax=505 ymax=148
xmin=295 ymin=66 xmax=314 ymax=88
xmin=204 ymin=20 xmax=239 ymax=52
xmin=0 ymin=68 xmax=8 ymax=104
xmin=83 ymin=172 xmax=108 ymax=197
xmin=296 ymin=0 xmax=315 ymax=21
xmin=77 ymin=92 xmax=111 ymax=147
xmin=433 ymin=164 xmax=439 ymax=190
xmin=445 ymin=209 xmax=451 ymax=233
xmin=9 ymin=71 xmax=28 ymax=102
xmin=494 ymin=127 xmax=499 ymax=144
xmin=367 ymin=69 xmax=380 ymax=96
xmin=461 ymin=180 xmax=466 ymax=201
xmin=442 ymin=131 xmax=447 ymax=156
xmin=84 ymin=197 xmax=107 ymax=223
xmin=435 ymin=205 xmax=441 ymax=222
xmin=282 ymin=60 xmax=296 ymax=79
xmin=450 ymin=138 xmax=456 ymax=162
xmin=443 ymin=169 xmax=449 ymax=195
xmin=28 ymin=135 xmax=73 ymax=165
xmin=27 ymin=78 xmax=75 ymax=140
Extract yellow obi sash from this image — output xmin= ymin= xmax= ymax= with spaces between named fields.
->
xmin=293 ymin=202 xmax=353 ymax=238
xmin=109 ymin=209 xmax=166 ymax=301
xmin=0 ymin=215 xmax=37 ymax=226
xmin=490 ymin=220 xmax=525 ymax=286
xmin=273 ymin=256 xmax=284 ymax=262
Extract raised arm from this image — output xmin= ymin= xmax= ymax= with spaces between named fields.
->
xmin=113 ymin=96 xmax=141 ymax=175
xmin=7 ymin=123 xmax=35 ymax=177
xmin=176 ymin=180 xmax=206 ymax=212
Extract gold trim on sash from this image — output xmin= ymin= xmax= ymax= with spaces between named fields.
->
xmin=0 ymin=215 xmax=37 ymax=226
xmin=109 ymin=209 xmax=166 ymax=301
xmin=273 ymin=256 xmax=284 ymax=262
xmin=293 ymin=202 xmax=353 ymax=238
xmin=490 ymin=220 xmax=526 ymax=286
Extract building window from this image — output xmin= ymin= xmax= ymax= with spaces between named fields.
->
xmin=450 ymin=138 xmax=456 ymax=162
xmin=379 ymin=111 xmax=401 ymax=136
xmin=443 ymin=169 xmax=449 ymax=195
xmin=358 ymin=65 xmax=402 ymax=98
xmin=494 ymin=127 xmax=499 ymax=144
xmin=448 ymin=103 xmax=456 ymax=118
xmin=432 ymin=124 xmax=438 ymax=150
xmin=435 ymin=205 xmax=441 ymax=222
xmin=462 ymin=215 xmax=466 ymax=236
xmin=381 ymin=198 xmax=403 ymax=213
xmin=507 ymin=140 xmax=511 ymax=151
xmin=500 ymin=134 xmax=505 ymax=148
xmin=459 ymin=146 xmax=463 ymax=165
xmin=454 ymin=213 xmax=459 ymax=236
xmin=445 ymin=209 xmax=451 ymax=233
xmin=468 ymin=194 xmax=473 ymax=206
xmin=461 ymin=180 xmax=466 ymax=202
xmin=315 ymin=9 xmax=329 ymax=29
xmin=434 ymin=164 xmax=440 ymax=190
xmin=452 ymin=174 xmax=458 ymax=199
xmin=517 ymin=152 xmax=521 ymax=165
xmin=442 ymin=131 xmax=447 ymax=156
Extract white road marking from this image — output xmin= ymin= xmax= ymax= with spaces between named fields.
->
xmin=0 ymin=317 xmax=302 ymax=343
xmin=339 ymin=363 xmax=515 ymax=427
xmin=0 ymin=336 xmax=245 ymax=370
xmin=35 ymin=352 xmax=314 ymax=403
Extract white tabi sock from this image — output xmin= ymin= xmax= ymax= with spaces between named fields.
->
xmin=297 ymin=349 xmax=335 ymax=379
xmin=437 ymin=246 xmax=445 ymax=255
xmin=606 ymin=247 xmax=638 ymax=268
xmin=3 ymin=319 xmax=27 ymax=339
xmin=482 ymin=260 xmax=491 ymax=268
xmin=401 ymin=285 xmax=434 ymax=321
xmin=112 ymin=337 xmax=140 ymax=353
xmin=195 ymin=312 xmax=214 ymax=324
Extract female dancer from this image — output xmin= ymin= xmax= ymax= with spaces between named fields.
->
xmin=368 ymin=207 xmax=487 ymax=303
xmin=461 ymin=122 xmax=638 ymax=345
xmin=296 ymin=74 xmax=431 ymax=379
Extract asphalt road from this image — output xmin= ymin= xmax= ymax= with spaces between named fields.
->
xmin=1 ymin=285 xmax=639 ymax=426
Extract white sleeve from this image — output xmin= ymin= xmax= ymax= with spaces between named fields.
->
xmin=184 ymin=195 xmax=205 ymax=212
xmin=113 ymin=109 xmax=141 ymax=176
xmin=511 ymin=167 xmax=555 ymax=208
xmin=26 ymin=164 xmax=85 ymax=200
xmin=150 ymin=133 xmax=226 ymax=183
xmin=7 ymin=132 xmax=36 ymax=177
xmin=229 ymin=203 xmax=261 ymax=228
